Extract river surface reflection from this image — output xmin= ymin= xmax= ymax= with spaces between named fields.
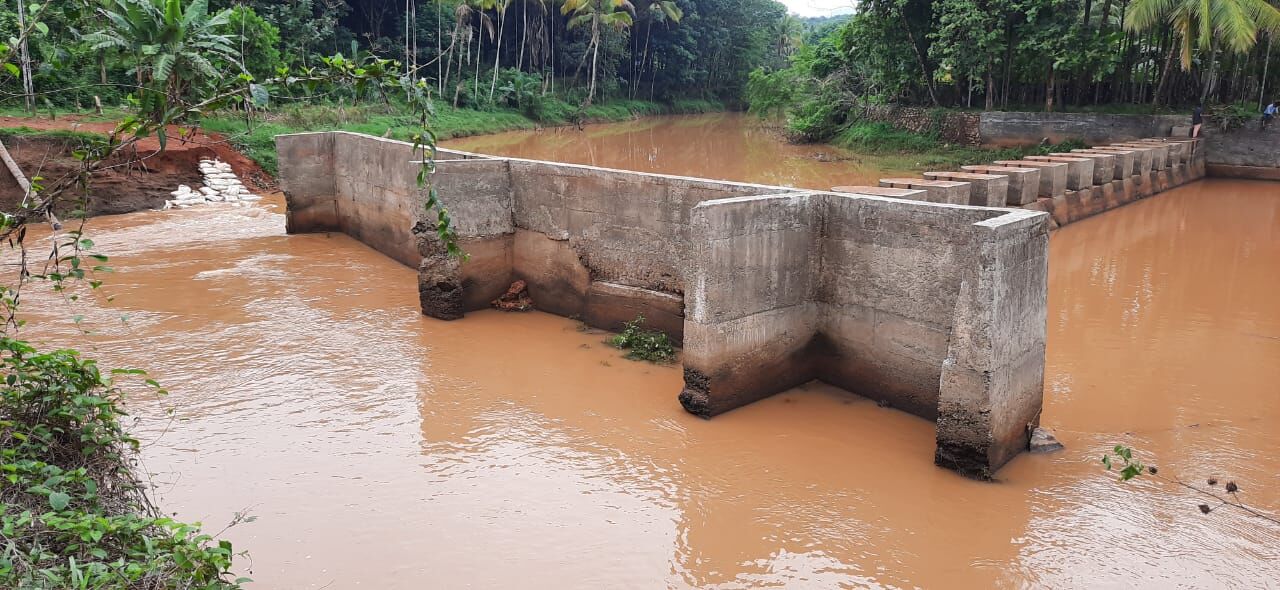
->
xmin=445 ymin=112 xmax=919 ymax=189
xmin=17 ymin=122 xmax=1280 ymax=588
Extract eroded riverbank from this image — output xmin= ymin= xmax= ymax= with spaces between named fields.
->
xmin=14 ymin=177 xmax=1279 ymax=588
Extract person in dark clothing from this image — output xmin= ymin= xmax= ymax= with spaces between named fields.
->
xmin=1191 ymin=104 xmax=1204 ymax=137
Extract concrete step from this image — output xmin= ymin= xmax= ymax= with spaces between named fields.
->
xmin=830 ymin=185 xmax=929 ymax=200
xmin=878 ymin=178 xmax=971 ymax=204
xmin=992 ymin=160 xmax=1067 ymax=198
xmin=921 ymin=171 xmax=1009 ymax=207
xmin=960 ymin=165 xmax=1041 ymax=206
xmin=1022 ymin=156 xmax=1095 ymax=191
xmin=1050 ymin=151 xmax=1115 ymax=185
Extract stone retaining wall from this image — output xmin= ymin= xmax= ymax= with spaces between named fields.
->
xmin=978 ymin=112 xmax=1188 ymax=146
xmin=862 ymin=105 xmax=981 ymax=146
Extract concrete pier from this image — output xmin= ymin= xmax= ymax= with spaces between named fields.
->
xmin=878 ymin=178 xmax=971 ymax=204
xmin=922 ymin=171 xmax=1009 ymax=207
xmin=960 ymin=165 xmax=1041 ymax=206
xmin=1051 ymin=151 xmax=1115 ymax=185
xmin=1022 ymin=156 xmax=1094 ymax=191
xmin=993 ymin=160 xmax=1067 ymax=198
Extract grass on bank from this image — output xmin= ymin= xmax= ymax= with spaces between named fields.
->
xmin=201 ymin=98 xmax=724 ymax=176
xmin=830 ymin=122 xmax=1087 ymax=171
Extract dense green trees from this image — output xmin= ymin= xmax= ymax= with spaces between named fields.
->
xmin=0 ymin=0 xmax=790 ymax=112
xmin=751 ymin=0 xmax=1280 ymax=120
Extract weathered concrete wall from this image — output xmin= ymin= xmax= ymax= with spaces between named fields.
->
xmin=1202 ymin=127 xmax=1280 ymax=180
xmin=278 ymin=130 xmax=1054 ymax=479
xmin=979 ymin=112 xmax=1187 ymax=146
xmin=680 ymin=192 xmax=1051 ymax=478
xmin=680 ymin=193 xmax=822 ymax=416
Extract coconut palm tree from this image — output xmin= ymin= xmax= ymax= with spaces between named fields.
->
xmin=634 ymin=0 xmax=681 ymax=98
xmin=1126 ymin=0 xmax=1280 ymax=102
xmin=489 ymin=0 xmax=511 ymax=100
xmin=562 ymin=0 xmax=634 ymax=106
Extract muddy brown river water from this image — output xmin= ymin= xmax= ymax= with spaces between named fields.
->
xmin=17 ymin=116 xmax=1280 ymax=589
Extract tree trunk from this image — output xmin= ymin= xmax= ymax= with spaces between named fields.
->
xmin=899 ymin=8 xmax=939 ymax=106
xmin=16 ymin=0 xmax=34 ymax=112
xmin=491 ymin=6 xmax=506 ymax=100
xmin=518 ymin=0 xmax=528 ymax=72
xmin=586 ymin=22 xmax=600 ymax=106
xmin=1200 ymin=47 xmax=1219 ymax=103
xmin=1152 ymin=35 xmax=1177 ymax=106
xmin=985 ymin=58 xmax=994 ymax=110
xmin=1261 ymin=34 xmax=1273 ymax=109
xmin=640 ymin=21 xmax=653 ymax=100
xmin=438 ymin=0 xmax=444 ymax=93
xmin=1045 ymin=65 xmax=1056 ymax=112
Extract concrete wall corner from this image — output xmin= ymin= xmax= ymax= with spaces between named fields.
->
xmin=276 ymin=132 xmax=338 ymax=234
xmin=679 ymin=193 xmax=823 ymax=417
xmin=935 ymin=210 xmax=1050 ymax=479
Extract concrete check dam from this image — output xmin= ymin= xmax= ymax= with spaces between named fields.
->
xmin=276 ymin=126 xmax=1206 ymax=479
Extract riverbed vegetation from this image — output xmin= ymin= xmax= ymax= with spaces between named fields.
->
xmin=608 ymin=316 xmax=676 ymax=363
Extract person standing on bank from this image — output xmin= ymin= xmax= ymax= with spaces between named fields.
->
xmin=1264 ymin=100 xmax=1278 ymax=131
xmin=1191 ymin=104 xmax=1204 ymax=137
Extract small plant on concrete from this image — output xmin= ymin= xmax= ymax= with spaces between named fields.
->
xmin=1103 ymin=445 xmax=1280 ymax=525
xmin=608 ymin=315 xmax=675 ymax=363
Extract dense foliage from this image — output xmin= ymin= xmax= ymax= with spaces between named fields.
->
xmin=0 ymin=338 xmax=249 ymax=589
xmin=0 ymin=0 xmax=792 ymax=113
xmin=747 ymin=0 xmax=1280 ymax=136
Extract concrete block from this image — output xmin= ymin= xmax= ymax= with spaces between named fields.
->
xmin=1092 ymin=145 xmax=1153 ymax=179
xmin=961 ymin=165 xmax=1040 ymax=206
xmin=1115 ymin=142 xmax=1168 ymax=170
xmin=1109 ymin=144 xmax=1158 ymax=175
xmin=993 ymin=160 xmax=1067 ymax=198
xmin=1023 ymin=156 xmax=1095 ymax=191
xmin=922 ymin=171 xmax=1010 ymax=207
xmin=1139 ymin=138 xmax=1188 ymax=165
xmin=1072 ymin=148 xmax=1134 ymax=180
xmin=879 ymin=178 xmax=971 ymax=205
xmin=831 ymin=185 xmax=929 ymax=200
xmin=1051 ymin=151 xmax=1115 ymax=185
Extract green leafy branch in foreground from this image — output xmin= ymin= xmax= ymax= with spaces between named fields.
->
xmin=0 ymin=338 xmax=250 ymax=589
xmin=1103 ymin=445 xmax=1280 ymax=526
xmin=608 ymin=316 xmax=676 ymax=364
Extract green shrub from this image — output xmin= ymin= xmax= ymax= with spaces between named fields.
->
xmin=0 ymin=337 xmax=247 ymax=589
xmin=608 ymin=316 xmax=676 ymax=363
xmin=1212 ymin=102 xmax=1257 ymax=131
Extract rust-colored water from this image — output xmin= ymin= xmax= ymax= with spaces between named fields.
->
xmin=445 ymin=112 xmax=918 ymax=189
xmin=16 ymin=149 xmax=1280 ymax=585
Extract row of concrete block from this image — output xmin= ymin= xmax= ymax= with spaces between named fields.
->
xmin=832 ymin=137 xmax=1203 ymax=209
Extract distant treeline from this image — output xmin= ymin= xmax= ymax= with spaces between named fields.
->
xmin=745 ymin=0 xmax=1280 ymax=144
xmin=0 ymin=0 xmax=801 ymax=111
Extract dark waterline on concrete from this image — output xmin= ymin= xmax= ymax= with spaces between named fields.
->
xmin=17 ymin=116 xmax=1280 ymax=588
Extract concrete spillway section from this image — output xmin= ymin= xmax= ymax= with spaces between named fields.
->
xmin=277 ymin=130 xmax=1052 ymax=480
